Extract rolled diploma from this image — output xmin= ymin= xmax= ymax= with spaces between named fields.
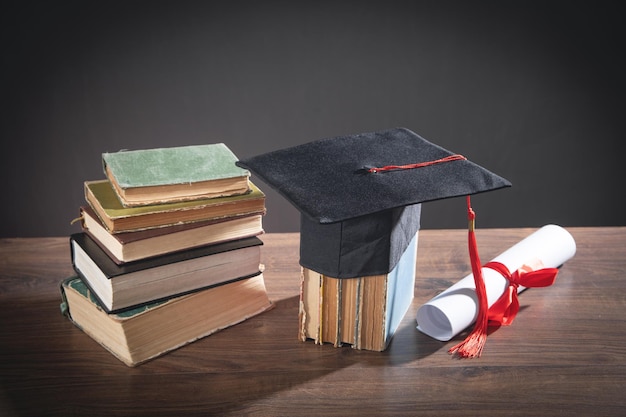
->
xmin=416 ymin=224 xmax=576 ymax=341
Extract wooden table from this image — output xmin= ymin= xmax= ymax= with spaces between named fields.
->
xmin=1 ymin=228 xmax=625 ymax=416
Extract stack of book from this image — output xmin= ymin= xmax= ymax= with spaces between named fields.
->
xmin=298 ymin=234 xmax=419 ymax=352
xmin=60 ymin=143 xmax=273 ymax=367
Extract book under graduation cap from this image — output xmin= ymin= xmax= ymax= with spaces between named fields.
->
xmin=60 ymin=274 xmax=273 ymax=367
xmin=102 ymin=143 xmax=251 ymax=207
xmin=70 ymin=232 xmax=263 ymax=313
xmin=236 ymin=127 xmax=510 ymax=352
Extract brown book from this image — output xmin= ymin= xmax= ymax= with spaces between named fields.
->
xmin=321 ymin=275 xmax=341 ymax=346
xmin=80 ymin=205 xmax=264 ymax=264
xmin=84 ymin=179 xmax=265 ymax=234
xmin=60 ymin=274 xmax=274 ymax=367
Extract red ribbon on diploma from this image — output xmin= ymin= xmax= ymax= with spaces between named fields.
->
xmin=484 ymin=260 xmax=559 ymax=327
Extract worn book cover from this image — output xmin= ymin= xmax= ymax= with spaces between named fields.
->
xmin=103 ymin=143 xmax=251 ymax=206
xmin=70 ymin=232 xmax=264 ymax=313
xmin=80 ymin=205 xmax=264 ymax=264
xmin=84 ymin=179 xmax=265 ymax=233
xmin=60 ymin=274 xmax=274 ymax=367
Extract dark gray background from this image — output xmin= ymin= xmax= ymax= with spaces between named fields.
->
xmin=1 ymin=1 xmax=623 ymax=237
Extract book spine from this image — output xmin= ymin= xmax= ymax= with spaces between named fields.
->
xmin=335 ymin=279 xmax=342 ymax=347
xmin=318 ymin=273 xmax=323 ymax=345
xmin=298 ymin=268 xmax=307 ymax=342
xmin=354 ymin=277 xmax=363 ymax=350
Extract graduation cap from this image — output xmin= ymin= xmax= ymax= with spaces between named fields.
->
xmin=237 ymin=127 xmax=510 ymax=276
xmin=236 ymin=127 xmax=511 ymax=354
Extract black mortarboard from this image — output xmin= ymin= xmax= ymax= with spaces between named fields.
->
xmin=236 ymin=127 xmax=511 ymax=278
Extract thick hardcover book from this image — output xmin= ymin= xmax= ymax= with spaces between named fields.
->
xmin=84 ymin=179 xmax=266 ymax=233
xmin=80 ymin=205 xmax=264 ymax=264
xmin=298 ymin=233 xmax=418 ymax=351
xmin=60 ymin=274 xmax=274 ymax=367
xmin=70 ymin=232 xmax=263 ymax=313
xmin=103 ymin=143 xmax=251 ymax=206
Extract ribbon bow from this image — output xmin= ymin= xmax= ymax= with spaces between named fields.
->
xmin=484 ymin=260 xmax=559 ymax=327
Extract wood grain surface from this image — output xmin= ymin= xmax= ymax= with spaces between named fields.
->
xmin=1 ymin=227 xmax=625 ymax=416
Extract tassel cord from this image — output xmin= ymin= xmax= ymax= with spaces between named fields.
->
xmin=448 ymin=196 xmax=489 ymax=358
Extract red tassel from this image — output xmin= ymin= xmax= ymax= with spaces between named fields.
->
xmin=448 ymin=196 xmax=489 ymax=358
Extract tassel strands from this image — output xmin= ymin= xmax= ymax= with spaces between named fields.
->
xmin=448 ymin=196 xmax=489 ymax=358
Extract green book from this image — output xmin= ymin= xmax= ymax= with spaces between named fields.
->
xmin=84 ymin=179 xmax=266 ymax=233
xmin=60 ymin=275 xmax=273 ymax=367
xmin=102 ymin=143 xmax=251 ymax=206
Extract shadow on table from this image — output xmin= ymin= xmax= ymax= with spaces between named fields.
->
xmin=1 ymin=293 xmax=449 ymax=416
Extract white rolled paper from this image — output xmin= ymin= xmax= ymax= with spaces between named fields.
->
xmin=416 ymin=224 xmax=576 ymax=341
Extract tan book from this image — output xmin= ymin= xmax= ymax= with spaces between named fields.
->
xmin=338 ymin=277 xmax=358 ymax=347
xmin=60 ymin=274 xmax=273 ymax=367
xmin=80 ymin=205 xmax=264 ymax=264
xmin=321 ymin=274 xmax=340 ymax=346
xmin=84 ymin=179 xmax=265 ymax=234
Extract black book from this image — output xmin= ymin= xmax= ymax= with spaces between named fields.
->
xmin=70 ymin=232 xmax=263 ymax=313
